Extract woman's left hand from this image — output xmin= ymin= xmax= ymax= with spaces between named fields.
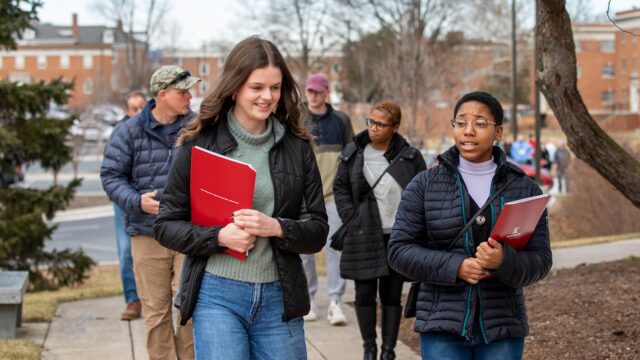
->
xmin=232 ymin=209 xmax=284 ymax=238
xmin=475 ymin=238 xmax=504 ymax=270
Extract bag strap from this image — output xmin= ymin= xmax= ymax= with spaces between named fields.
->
xmin=340 ymin=154 xmax=401 ymax=228
xmin=445 ymin=175 xmax=518 ymax=251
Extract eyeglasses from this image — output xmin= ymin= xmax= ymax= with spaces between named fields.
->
xmin=365 ymin=117 xmax=395 ymax=130
xmin=450 ymin=118 xmax=497 ymax=130
xmin=164 ymin=71 xmax=191 ymax=89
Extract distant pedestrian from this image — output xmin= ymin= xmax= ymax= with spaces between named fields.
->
xmin=108 ymin=91 xmax=146 ymax=321
xmin=333 ymin=101 xmax=426 ymax=359
xmin=153 ymin=36 xmax=328 ymax=360
xmin=510 ymin=134 xmax=532 ymax=164
xmin=388 ymin=91 xmax=552 ymax=359
xmin=101 ymin=65 xmax=199 ymax=359
xmin=300 ymin=73 xmax=353 ymax=325
xmin=554 ymin=142 xmax=571 ymax=193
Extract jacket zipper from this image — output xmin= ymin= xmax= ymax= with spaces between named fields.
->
xmin=455 ymin=173 xmax=473 ymax=339
xmin=476 ymin=177 xmax=497 ymax=344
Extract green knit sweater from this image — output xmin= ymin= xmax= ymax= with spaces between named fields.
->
xmin=205 ymin=110 xmax=279 ymax=283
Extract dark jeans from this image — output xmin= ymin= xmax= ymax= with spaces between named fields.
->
xmin=420 ymin=333 xmax=524 ymax=360
xmin=354 ymin=234 xmax=404 ymax=306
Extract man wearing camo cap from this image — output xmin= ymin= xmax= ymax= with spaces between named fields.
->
xmin=101 ymin=65 xmax=200 ymax=359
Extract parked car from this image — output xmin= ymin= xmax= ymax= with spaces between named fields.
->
xmin=508 ymin=158 xmax=554 ymax=188
xmin=1 ymin=165 xmax=24 ymax=187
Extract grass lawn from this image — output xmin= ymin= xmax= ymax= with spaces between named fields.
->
xmin=0 ymin=339 xmax=41 ymax=360
xmin=23 ymin=264 xmax=122 ymax=322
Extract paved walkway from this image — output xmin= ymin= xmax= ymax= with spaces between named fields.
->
xmin=36 ymin=277 xmax=419 ymax=360
xmin=19 ymin=237 xmax=640 ymax=359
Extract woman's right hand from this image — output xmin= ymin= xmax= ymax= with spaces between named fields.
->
xmin=217 ymin=223 xmax=256 ymax=254
xmin=457 ymin=257 xmax=486 ymax=285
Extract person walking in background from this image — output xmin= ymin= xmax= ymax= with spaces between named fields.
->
xmin=300 ymin=73 xmax=353 ymax=325
xmin=109 ymin=91 xmax=146 ymax=320
xmin=388 ymin=92 xmax=552 ymax=359
xmin=510 ymin=134 xmax=532 ymax=164
xmin=153 ymin=36 xmax=328 ymax=360
xmin=101 ymin=65 xmax=199 ymax=360
xmin=554 ymin=142 xmax=571 ymax=194
xmin=334 ymin=101 xmax=426 ymax=360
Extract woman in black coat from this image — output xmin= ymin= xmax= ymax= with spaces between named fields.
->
xmin=333 ymin=101 xmax=426 ymax=360
xmin=153 ymin=37 xmax=328 ymax=360
xmin=388 ymin=92 xmax=552 ymax=359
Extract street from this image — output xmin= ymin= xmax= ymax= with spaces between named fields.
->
xmin=47 ymin=215 xmax=117 ymax=264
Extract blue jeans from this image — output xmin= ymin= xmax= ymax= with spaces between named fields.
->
xmin=193 ymin=273 xmax=306 ymax=360
xmin=113 ymin=203 xmax=139 ymax=304
xmin=301 ymin=202 xmax=346 ymax=302
xmin=420 ymin=333 xmax=524 ymax=360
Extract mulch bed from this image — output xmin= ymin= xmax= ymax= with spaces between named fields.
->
xmin=397 ymin=257 xmax=640 ymax=359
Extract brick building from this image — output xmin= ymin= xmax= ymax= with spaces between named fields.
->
xmin=0 ymin=14 xmax=144 ymax=110
xmin=534 ymin=9 xmax=640 ymax=132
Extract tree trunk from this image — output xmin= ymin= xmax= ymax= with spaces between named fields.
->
xmin=535 ymin=0 xmax=640 ymax=208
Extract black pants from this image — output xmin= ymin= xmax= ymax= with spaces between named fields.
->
xmin=354 ymin=235 xmax=404 ymax=307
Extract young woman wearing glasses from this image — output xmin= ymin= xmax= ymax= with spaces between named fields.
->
xmin=333 ymin=101 xmax=426 ymax=360
xmin=387 ymin=91 xmax=552 ymax=359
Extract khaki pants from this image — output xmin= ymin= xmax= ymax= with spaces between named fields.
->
xmin=132 ymin=235 xmax=194 ymax=360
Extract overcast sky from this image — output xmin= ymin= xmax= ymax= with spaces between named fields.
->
xmin=37 ymin=0 xmax=640 ymax=49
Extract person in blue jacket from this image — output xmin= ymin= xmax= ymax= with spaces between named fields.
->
xmin=388 ymin=91 xmax=552 ymax=359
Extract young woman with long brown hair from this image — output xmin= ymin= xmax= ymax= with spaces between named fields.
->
xmin=153 ymin=36 xmax=328 ymax=360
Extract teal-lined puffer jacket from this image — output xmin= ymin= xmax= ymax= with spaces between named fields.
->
xmin=388 ymin=145 xmax=552 ymax=344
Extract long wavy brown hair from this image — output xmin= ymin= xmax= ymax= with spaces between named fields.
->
xmin=178 ymin=36 xmax=311 ymax=145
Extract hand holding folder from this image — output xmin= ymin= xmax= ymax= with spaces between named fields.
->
xmin=478 ymin=193 xmax=551 ymax=279
xmin=190 ymin=146 xmax=256 ymax=260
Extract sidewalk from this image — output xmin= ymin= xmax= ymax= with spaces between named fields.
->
xmin=22 ymin=237 xmax=640 ymax=359
xmin=37 ymin=276 xmax=420 ymax=360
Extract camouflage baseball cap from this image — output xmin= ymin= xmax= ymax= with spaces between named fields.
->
xmin=149 ymin=65 xmax=201 ymax=95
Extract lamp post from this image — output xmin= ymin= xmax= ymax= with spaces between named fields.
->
xmin=511 ymin=0 xmax=518 ymax=140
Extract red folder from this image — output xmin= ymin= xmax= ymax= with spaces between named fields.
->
xmin=190 ymin=146 xmax=256 ymax=260
xmin=490 ymin=193 xmax=551 ymax=250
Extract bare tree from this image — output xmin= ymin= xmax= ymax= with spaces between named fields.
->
xmin=344 ymin=0 xmax=458 ymax=141
xmin=94 ymin=0 xmax=170 ymax=90
xmin=535 ymin=0 xmax=640 ymax=208
xmin=248 ymin=0 xmax=333 ymax=84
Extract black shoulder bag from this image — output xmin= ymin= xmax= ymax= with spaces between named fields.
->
xmin=404 ymin=175 xmax=518 ymax=318
xmin=329 ymin=156 xmax=400 ymax=251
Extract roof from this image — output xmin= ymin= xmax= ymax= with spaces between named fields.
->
xmin=20 ymin=20 xmax=141 ymax=46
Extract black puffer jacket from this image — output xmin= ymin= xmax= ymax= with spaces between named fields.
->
xmin=153 ymin=118 xmax=328 ymax=324
xmin=334 ymin=131 xmax=426 ymax=280
xmin=388 ymin=146 xmax=552 ymax=344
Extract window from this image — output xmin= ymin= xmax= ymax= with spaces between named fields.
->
xmin=601 ymin=90 xmax=614 ymax=104
xmin=37 ymin=55 xmax=47 ymax=69
xmin=217 ymin=56 xmax=225 ymax=67
xmin=577 ymin=65 xmax=581 ymax=79
xmin=199 ymin=63 xmax=209 ymax=75
xmin=83 ymin=78 xmax=93 ymax=94
xmin=332 ymin=63 xmax=341 ymax=73
xmin=601 ymin=40 xmax=614 ymax=53
xmin=15 ymin=55 xmax=25 ymax=69
xmin=199 ymin=81 xmax=208 ymax=94
xmin=574 ymin=40 xmax=581 ymax=52
xmin=59 ymin=55 xmax=70 ymax=69
xmin=601 ymin=64 xmax=615 ymax=78
xmin=83 ymin=55 xmax=93 ymax=69
xmin=102 ymin=30 xmax=114 ymax=44
xmin=23 ymin=29 xmax=35 ymax=40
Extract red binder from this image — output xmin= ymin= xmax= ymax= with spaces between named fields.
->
xmin=490 ymin=193 xmax=551 ymax=250
xmin=190 ymin=146 xmax=256 ymax=260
